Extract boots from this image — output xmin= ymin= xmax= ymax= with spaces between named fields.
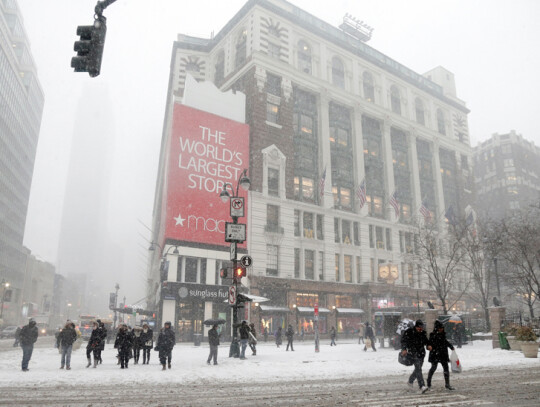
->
xmin=162 ymin=364 xmax=166 ymax=370
xmin=444 ymin=372 xmax=455 ymax=390
xmin=86 ymin=358 xmax=91 ymax=368
xmin=93 ymin=359 xmax=98 ymax=368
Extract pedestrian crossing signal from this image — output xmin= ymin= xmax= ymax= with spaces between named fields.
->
xmin=220 ymin=268 xmax=228 ymax=278
xmin=234 ymin=266 xmax=246 ymax=279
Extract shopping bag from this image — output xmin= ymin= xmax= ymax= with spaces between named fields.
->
xmin=248 ymin=331 xmax=258 ymax=344
xmin=450 ymin=350 xmax=462 ymax=373
xmin=365 ymin=338 xmax=372 ymax=348
xmin=398 ymin=351 xmax=413 ymax=366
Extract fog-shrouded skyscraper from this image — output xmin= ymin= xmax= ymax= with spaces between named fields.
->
xmin=56 ymin=83 xmax=116 ymax=317
xmin=473 ymin=130 xmax=540 ymax=220
xmin=0 ymin=0 xmax=44 ymax=324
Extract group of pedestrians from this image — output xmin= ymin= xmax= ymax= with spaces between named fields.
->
xmin=401 ymin=319 xmax=456 ymax=393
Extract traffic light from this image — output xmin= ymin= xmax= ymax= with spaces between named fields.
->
xmin=234 ymin=265 xmax=246 ymax=279
xmin=220 ymin=268 xmax=228 ymax=279
xmin=71 ymin=17 xmax=107 ymax=77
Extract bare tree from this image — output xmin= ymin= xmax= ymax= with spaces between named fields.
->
xmin=407 ymin=218 xmax=470 ymax=315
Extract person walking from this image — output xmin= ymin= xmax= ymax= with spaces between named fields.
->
xmin=140 ymin=323 xmax=153 ymax=364
xmin=238 ymin=321 xmax=250 ymax=359
xmin=114 ymin=324 xmax=133 ymax=369
xmin=263 ymin=327 xmax=268 ymax=342
xmin=330 ymin=326 xmax=337 ymax=346
xmin=207 ymin=324 xmax=220 ymax=365
xmin=427 ymin=320 xmax=456 ymax=391
xmin=248 ymin=323 xmax=257 ymax=356
xmin=364 ymin=322 xmax=376 ymax=351
xmin=58 ymin=321 xmax=77 ymax=370
xmin=96 ymin=319 xmax=107 ymax=364
xmin=86 ymin=321 xmax=102 ymax=368
xmin=275 ymin=326 xmax=282 ymax=348
xmin=300 ymin=327 xmax=305 ymax=342
xmin=285 ymin=324 xmax=295 ymax=351
xmin=19 ymin=319 xmax=38 ymax=371
xmin=155 ymin=321 xmax=175 ymax=370
xmin=358 ymin=323 xmax=365 ymax=344
xmin=401 ymin=319 xmax=431 ymax=394
xmin=132 ymin=326 xmax=143 ymax=364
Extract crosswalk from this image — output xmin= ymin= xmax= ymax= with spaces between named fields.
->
xmin=348 ymin=392 xmax=494 ymax=406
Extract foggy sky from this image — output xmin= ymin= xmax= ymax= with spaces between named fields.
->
xmin=17 ymin=0 xmax=540 ymax=307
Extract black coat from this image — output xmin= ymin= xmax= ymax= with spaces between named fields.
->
xmin=58 ymin=327 xmax=78 ymax=347
xmin=239 ymin=324 xmax=250 ymax=340
xmin=365 ymin=325 xmax=375 ymax=339
xmin=286 ymin=327 xmax=294 ymax=340
xmin=208 ymin=328 xmax=220 ymax=346
xmin=87 ymin=328 xmax=102 ymax=349
xmin=19 ymin=323 xmax=38 ymax=346
xmin=114 ymin=330 xmax=133 ymax=350
xmin=98 ymin=326 xmax=107 ymax=350
xmin=401 ymin=327 xmax=429 ymax=359
xmin=156 ymin=328 xmax=175 ymax=351
xmin=428 ymin=330 xmax=454 ymax=363
xmin=140 ymin=329 xmax=154 ymax=349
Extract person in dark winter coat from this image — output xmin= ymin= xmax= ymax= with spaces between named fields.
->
xmin=155 ymin=321 xmax=175 ymax=370
xmin=114 ymin=324 xmax=133 ymax=369
xmin=275 ymin=326 xmax=282 ymax=348
xmin=132 ymin=327 xmax=143 ymax=364
xmin=330 ymin=326 xmax=337 ymax=346
xmin=19 ymin=319 xmax=38 ymax=371
xmin=86 ymin=321 xmax=102 ymax=368
xmin=427 ymin=320 xmax=456 ymax=390
xmin=401 ymin=319 xmax=432 ymax=393
xmin=285 ymin=324 xmax=295 ymax=351
xmin=140 ymin=323 xmax=153 ymax=364
xmin=57 ymin=321 xmax=77 ymax=369
xmin=364 ymin=322 xmax=376 ymax=351
xmin=207 ymin=324 xmax=220 ymax=365
xmin=238 ymin=321 xmax=250 ymax=359
xmin=97 ymin=320 xmax=107 ymax=364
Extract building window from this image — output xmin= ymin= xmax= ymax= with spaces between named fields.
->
xmin=235 ymin=30 xmax=247 ymax=68
xmin=267 ymin=204 xmax=280 ymax=230
xmin=390 ymin=85 xmax=401 ymax=115
xmin=214 ymin=50 xmax=225 ymax=84
xmin=305 ymin=250 xmax=315 ymax=280
xmin=344 ymin=255 xmax=352 ymax=283
xmin=331 ymin=57 xmax=345 ymax=88
xmin=268 ymin=168 xmax=279 ymax=196
xmin=267 ymin=101 xmax=279 ymax=123
xmin=353 ymin=222 xmax=360 ymax=246
xmin=386 ymin=228 xmax=392 ymax=251
xmin=369 ymin=225 xmax=374 ymax=248
xmin=294 ymin=210 xmax=300 ymax=237
xmin=376 ymin=226 xmax=384 ymax=250
xmin=316 ymin=214 xmax=324 ymax=240
xmin=268 ymin=42 xmax=280 ymax=59
xmin=414 ymin=98 xmax=424 ymax=125
xmin=318 ymin=252 xmax=324 ymax=280
xmin=437 ymin=109 xmax=446 ymax=135
xmin=335 ymin=254 xmax=340 ymax=282
xmin=298 ymin=40 xmax=312 ymax=74
xmin=303 ymin=212 xmax=315 ymax=239
xmin=356 ymin=256 xmax=361 ymax=283
xmin=294 ymin=248 xmax=301 ymax=278
xmin=341 ymin=219 xmax=351 ymax=244
xmin=266 ymin=245 xmax=279 ymax=276
xmin=185 ymin=257 xmax=198 ymax=283
xmin=294 ymin=176 xmax=315 ymax=202
xmin=363 ymin=71 xmax=375 ymax=102
xmin=334 ymin=217 xmax=340 ymax=243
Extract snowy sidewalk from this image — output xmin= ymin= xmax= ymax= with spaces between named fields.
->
xmin=0 ymin=339 xmax=537 ymax=388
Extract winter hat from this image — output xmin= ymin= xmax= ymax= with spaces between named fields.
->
xmin=415 ymin=319 xmax=424 ymax=328
xmin=434 ymin=320 xmax=444 ymax=330
xmin=29 ymin=319 xmax=36 ymax=326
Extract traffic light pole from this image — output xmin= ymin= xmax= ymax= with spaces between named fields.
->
xmin=229 ymin=259 xmax=240 ymax=358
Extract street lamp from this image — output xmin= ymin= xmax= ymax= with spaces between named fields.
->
xmin=219 ymin=169 xmax=250 ymax=358
xmin=148 ymin=241 xmax=162 ymax=252
xmin=66 ymin=303 xmax=72 ymax=321
xmin=1 ymin=280 xmax=10 ymax=320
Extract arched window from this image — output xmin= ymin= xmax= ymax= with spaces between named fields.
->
xmin=415 ymin=98 xmax=425 ymax=125
xmin=363 ymin=71 xmax=375 ymax=102
xmin=298 ymin=40 xmax=312 ymax=74
xmin=235 ymin=29 xmax=247 ymax=68
xmin=437 ymin=109 xmax=446 ymax=135
xmin=331 ymin=57 xmax=345 ymax=89
xmin=214 ymin=50 xmax=225 ymax=83
xmin=390 ymin=85 xmax=401 ymax=115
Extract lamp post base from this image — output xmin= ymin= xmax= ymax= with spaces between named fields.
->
xmin=229 ymin=339 xmax=240 ymax=358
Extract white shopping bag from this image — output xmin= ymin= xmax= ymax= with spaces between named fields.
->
xmin=450 ymin=350 xmax=462 ymax=373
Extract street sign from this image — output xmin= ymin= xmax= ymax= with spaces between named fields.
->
xmin=228 ymin=285 xmax=237 ymax=305
xmin=230 ymin=243 xmax=237 ymax=261
xmin=230 ymin=197 xmax=244 ymax=218
xmin=240 ymin=255 xmax=253 ymax=267
xmin=225 ymin=222 xmax=246 ymax=243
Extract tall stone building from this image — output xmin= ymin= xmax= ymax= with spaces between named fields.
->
xmin=149 ymin=0 xmax=474 ymax=341
xmin=0 ymin=0 xmax=44 ymax=324
xmin=473 ymin=130 xmax=540 ymax=219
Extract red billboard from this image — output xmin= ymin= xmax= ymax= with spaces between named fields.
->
xmin=164 ymin=104 xmax=249 ymax=247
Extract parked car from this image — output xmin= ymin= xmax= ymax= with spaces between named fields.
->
xmin=0 ymin=326 xmax=19 ymax=339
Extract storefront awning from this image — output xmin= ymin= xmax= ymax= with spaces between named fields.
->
xmin=296 ymin=306 xmax=331 ymax=314
xmin=336 ymin=308 xmax=364 ymax=315
xmin=259 ymin=305 xmax=290 ymax=313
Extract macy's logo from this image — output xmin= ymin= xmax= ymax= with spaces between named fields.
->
xmin=174 ymin=212 xmax=226 ymax=234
